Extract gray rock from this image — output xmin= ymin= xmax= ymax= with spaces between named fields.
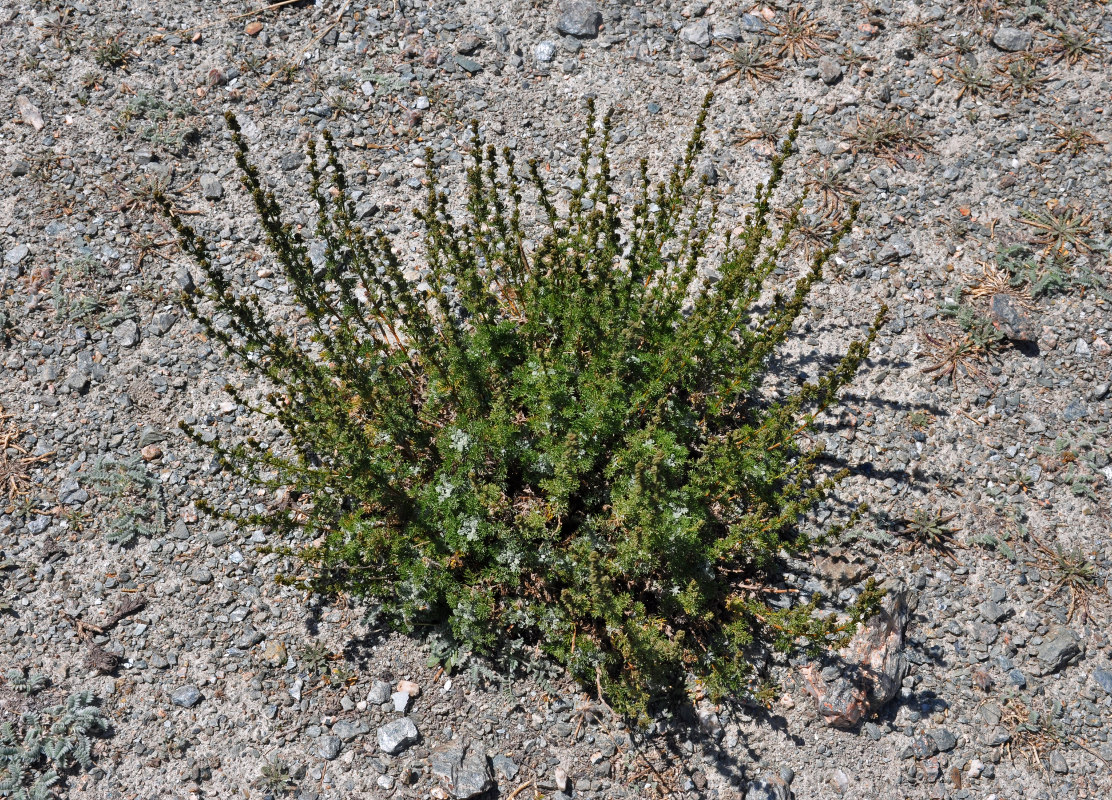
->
xmin=930 ymin=728 xmax=957 ymax=752
xmin=696 ymin=157 xmax=717 ymax=186
xmin=66 ymin=370 xmax=90 ymax=394
xmin=171 ymin=685 xmax=201 ymax=708
xmin=991 ymin=27 xmax=1032 ymax=52
xmin=4 ymin=244 xmax=29 ymax=265
xmin=455 ymin=56 xmax=482 ymax=74
xmin=1062 ymin=400 xmax=1087 ymax=422
xmin=392 ymin=690 xmax=412 ymax=712
xmin=1090 ymin=383 xmax=1109 ymax=401
xmin=333 ymin=720 xmax=365 ymax=741
xmin=200 ymin=173 xmax=223 ymax=200
xmin=151 ymin=312 xmax=177 ymax=336
xmin=368 ymin=680 xmax=391 ymax=705
xmin=1048 ymin=750 xmax=1068 ymax=774
xmin=317 ymin=735 xmax=342 ymax=760
xmin=1092 ymin=668 xmax=1112 ymax=693
xmin=877 ymin=236 xmax=913 ymax=263
xmin=280 ymin=151 xmax=303 ymax=171
xmin=430 ymin=740 xmax=495 ymax=799
xmin=534 ymin=40 xmax=558 ymax=63
xmin=745 ymin=775 xmax=791 ymax=800
xmin=556 ymin=2 xmax=602 ymax=39
xmin=191 ymin=567 xmax=213 ymax=584
xmin=979 ymin=600 xmax=1007 ymax=623
xmin=740 ymin=12 xmax=766 ymax=33
xmin=113 ymin=320 xmax=140 ymax=348
xmin=680 ymin=19 xmax=711 ymax=49
xmin=1038 ymin=626 xmax=1081 ymax=674
xmin=1007 ymin=668 xmax=1027 ymax=688
xmin=377 ymin=717 xmax=419 ymax=755
xmin=989 ymin=294 xmax=1037 ymax=341
xmin=176 ymin=268 xmax=196 ymax=294
xmin=11 ymin=160 xmax=29 ymax=177
xmin=492 ymin=754 xmax=519 ymax=780
xmin=818 ymin=56 xmax=843 ymax=85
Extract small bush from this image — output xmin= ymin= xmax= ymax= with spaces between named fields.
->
xmin=163 ymin=94 xmax=886 ymax=719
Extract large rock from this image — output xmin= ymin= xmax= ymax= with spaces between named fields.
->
xmin=799 ymin=590 xmax=912 ymax=727
xmin=556 ymin=2 xmax=602 ymax=38
xmin=430 ymin=740 xmax=495 ymax=798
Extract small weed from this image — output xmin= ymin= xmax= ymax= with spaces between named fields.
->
xmin=713 ymin=42 xmax=782 ymax=88
xmin=920 ymin=307 xmax=1005 ymax=390
xmin=995 ymin=57 xmax=1046 ymax=101
xmin=255 ymin=758 xmax=296 ymax=795
xmin=770 ymin=7 xmax=835 ymax=61
xmin=965 ymin=260 xmax=1032 ymax=306
xmin=1047 ymin=27 xmax=1101 ymax=67
xmin=84 ymin=456 xmax=166 ymax=546
xmin=939 ymin=32 xmax=980 ymax=61
xmin=1020 ymin=204 xmax=1095 ymax=255
xmin=92 ymin=34 xmax=129 ymax=69
xmin=996 ymin=243 xmax=1107 ymax=297
xmin=805 ymin=160 xmax=860 ymax=219
xmin=298 ymin=643 xmax=334 ymax=676
xmin=845 ymin=113 xmax=932 ymax=165
xmin=570 ymin=694 xmax=603 ymax=739
xmin=1046 ymin=123 xmax=1103 ymax=157
xmin=907 ymin=410 xmax=933 ymax=430
xmin=949 ymin=64 xmax=994 ymax=104
xmin=0 ymin=407 xmax=51 ymax=508
xmin=38 ymin=6 xmax=80 ymax=51
xmin=895 ymin=510 xmax=960 ymax=559
xmin=998 ymin=695 xmax=1065 ymax=770
xmin=1028 ymin=531 xmax=1101 ymax=623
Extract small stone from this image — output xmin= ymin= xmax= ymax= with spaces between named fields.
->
xmin=1007 ymin=668 xmax=1027 ymax=688
xmin=534 ymin=40 xmax=558 ymax=63
xmin=415 ymin=96 xmax=430 ymax=111
xmin=1037 ymin=626 xmax=1081 ymax=674
xmin=279 ymin=151 xmax=303 ymax=171
xmin=455 ymin=56 xmax=481 ymax=74
xmin=191 ymin=567 xmax=213 ymax=585
xmin=141 ymin=444 xmax=163 ymax=462
xmin=392 ymin=691 xmax=411 ymax=712
xmin=1048 ymin=751 xmax=1068 ymax=774
xmin=745 ymin=775 xmax=791 ymax=800
xmin=317 ymin=735 xmax=342 ymax=761
xmin=740 ymin=13 xmax=766 ymax=33
xmin=492 ymin=754 xmax=519 ymax=780
xmin=967 ymin=758 xmax=984 ymax=779
xmin=930 ymin=729 xmax=957 ymax=752
xmin=200 ymin=173 xmax=223 ymax=200
xmin=554 ymin=766 xmax=569 ymax=792
xmin=11 ymin=160 xmax=29 ymax=177
xmin=151 ymin=312 xmax=177 ymax=335
xmin=1062 ymin=400 xmax=1088 ymax=422
xmin=991 ymin=27 xmax=1032 ymax=52
xmin=989 ymin=294 xmax=1036 ymax=341
xmin=66 ymin=371 xmax=90 ymax=394
xmin=912 ymin=734 xmax=939 ymax=758
xmin=171 ymin=685 xmax=202 ymax=708
xmin=245 ymin=21 xmax=263 ymax=36
xmin=17 ymin=96 xmax=44 ymax=131
xmin=430 ymin=740 xmax=494 ymax=799
xmin=262 ymin=639 xmax=287 ymax=666
xmin=377 ymin=775 xmax=395 ymax=790
xmin=456 ymin=33 xmax=482 ymax=55
xmin=396 ymin=680 xmax=421 ymax=697
xmin=176 ymin=268 xmax=196 ymax=294
xmin=680 ymin=19 xmax=711 ymax=49
xmin=4 ymin=244 xmax=29 ymax=265
xmin=556 ymin=1 xmax=602 ymax=39
xmin=113 ymin=320 xmax=140 ymax=348
xmin=696 ymin=158 xmax=717 ymax=186
xmin=1092 ymin=668 xmax=1112 ymax=693
xmin=818 ymin=56 xmax=843 ymax=85
xmin=368 ymin=680 xmax=391 ymax=705
xmin=979 ymin=600 xmax=1007 ymax=623
xmin=332 ymin=720 xmax=363 ymax=742
xmin=377 ymin=717 xmax=419 ymax=755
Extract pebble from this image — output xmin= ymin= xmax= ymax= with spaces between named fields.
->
xmin=316 ymin=735 xmax=342 ymax=761
xmin=556 ymin=2 xmax=602 ymax=39
xmin=1091 ymin=668 xmax=1112 ymax=693
xmin=377 ymin=718 xmax=419 ymax=755
xmin=991 ymin=27 xmax=1032 ymax=52
xmin=818 ymin=56 xmax=843 ymax=85
xmin=745 ymin=775 xmax=792 ymax=800
xmin=430 ymin=740 xmax=495 ymax=798
xmin=534 ymin=40 xmax=558 ymax=63
xmin=113 ymin=320 xmax=140 ymax=348
xmin=368 ymin=680 xmax=391 ymax=705
xmin=989 ymin=294 xmax=1037 ymax=341
xmin=680 ymin=19 xmax=711 ymax=49
xmin=4 ymin=244 xmax=30 ymax=265
xmin=1038 ymin=627 xmax=1081 ymax=674
xmin=200 ymin=174 xmax=223 ymax=200
xmin=171 ymin=685 xmax=202 ymax=708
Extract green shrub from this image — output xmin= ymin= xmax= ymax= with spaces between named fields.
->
xmin=162 ymin=93 xmax=886 ymax=719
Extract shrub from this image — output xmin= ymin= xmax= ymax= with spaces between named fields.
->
xmin=162 ymin=93 xmax=886 ymax=719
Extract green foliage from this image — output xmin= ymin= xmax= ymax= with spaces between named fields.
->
xmin=83 ymin=456 xmax=166 ymax=546
xmin=996 ymin=243 xmax=1108 ymax=298
xmin=164 ymin=94 xmax=887 ymax=719
xmin=0 ymin=676 xmax=107 ymax=800
xmin=117 ymin=93 xmax=198 ymax=155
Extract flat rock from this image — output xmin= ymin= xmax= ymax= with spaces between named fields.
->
xmin=1092 ymin=668 xmax=1112 ymax=693
xmin=991 ymin=27 xmax=1032 ymax=52
xmin=377 ymin=717 xmax=419 ymax=755
xmin=113 ymin=320 xmax=140 ymax=348
xmin=17 ymin=95 xmax=44 ymax=131
xmin=800 ymin=590 xmax=912 ymax=727
xmin=200 ymin=173 xmax=223 ymax=200
xmin=317 ymin=735 xmax=342 ymax=760
xmin=430 ymin=740 xmax=495 ymax=799
xmin=556 ymin=1 xmax=602 ymax=38
xmin=680 ymin=19 xmax=711 ymax=49
xmin=1038 ymin=626 xmax=1081 ymax=674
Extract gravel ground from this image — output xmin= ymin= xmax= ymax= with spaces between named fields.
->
xmin=2 ymin=1 xmax=1112 ymax=798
